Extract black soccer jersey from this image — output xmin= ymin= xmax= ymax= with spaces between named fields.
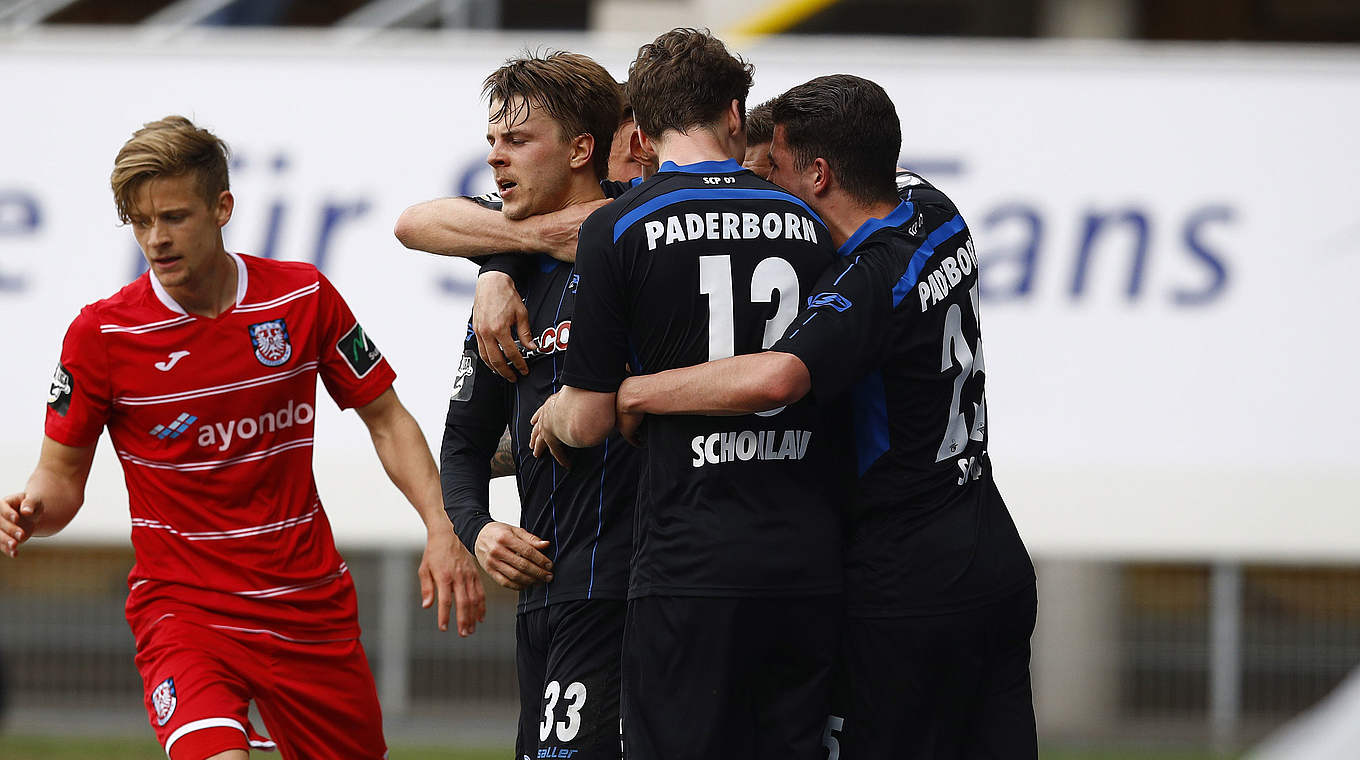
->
xmin=562 ymin=159 xmax=847 ymax=599
xmin=775 ymin=175 xmax=1034 ymax=617
xmin=442 ymin=195 xmax=640 ymax=614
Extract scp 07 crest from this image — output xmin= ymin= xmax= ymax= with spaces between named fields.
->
xmin=249 ymin=319 xmax=293 ymax=367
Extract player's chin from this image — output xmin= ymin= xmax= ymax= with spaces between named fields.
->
xmin=501 ymin=196 xmax=531 ymax=221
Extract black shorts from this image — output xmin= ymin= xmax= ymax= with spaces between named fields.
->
xmin=622 ymin=595 xmax=840 ymax=760
xmin=830 ymin=582 xmax=1037 ymax=760
xmin=516 ymin=599 xmax=626 ymax=760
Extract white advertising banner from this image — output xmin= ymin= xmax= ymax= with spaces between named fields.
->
xmin=1 ymin=31 xmax=1356 ymax=558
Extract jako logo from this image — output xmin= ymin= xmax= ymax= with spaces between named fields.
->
xmin=537 ymin=320 xmax=571 ymax=354
xmin=196 ymin=400 xmax=314 ymax=451
xmin=149 ymin=413 xmax=198 ymax=440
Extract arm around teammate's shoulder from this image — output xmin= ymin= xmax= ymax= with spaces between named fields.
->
xmin=394 ymin=196 xmax=609 ymax=263
xmin=616 ymin=351 xmax=811 ymax=418
xmin=1 ymin=436 xmax=96 ymax=557
xmin=394 ymin=197 xmax=512 ymax=258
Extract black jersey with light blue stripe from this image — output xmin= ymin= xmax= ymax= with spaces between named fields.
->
xmin=775 ymin=179 xmax=1034 ymax=616
xmin=563 ymin=159 xmax=848 ymax=599
xmin=441 ymin=194 xmax=640 ymax=614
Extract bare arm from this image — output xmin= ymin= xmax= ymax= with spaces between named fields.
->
xmin=528 ymin=386 xmax=618 ymax=466
xmin=394 ymin=197 xmax=609 ymax=263
xmin=613 ymin=353 xmax=812 ymax=446
xmin=355 ymin=388 xmax=486 ymax=635
xmin=616 ymin=352 xmax=812 ymax=416
xmin=1 ymin=436 xmax=97 ymax=558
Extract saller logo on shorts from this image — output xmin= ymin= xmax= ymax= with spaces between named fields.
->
xmin=47 ymin=363 xmax=73 ymax=416
xmin=338 ymin=323 xmax=382 ymax=378
xmin=249 ymin=318 xmax=293 ymax=367
xmin=153 ymin=677 xmax=177 ymax=726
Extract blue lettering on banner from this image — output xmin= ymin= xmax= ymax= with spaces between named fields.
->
xmin=74 ymin=150 xmax=1220 ymax=309
xmin=0 ymin=190 xmax=41 ymax=292
xmin=976 ymin=200 xmax=1232 ymax=308
xmin=124 ymin=151 xmax=372 ymax=281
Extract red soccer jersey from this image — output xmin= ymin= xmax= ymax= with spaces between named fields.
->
xmin=45 ymin=253 xmax=395 ymax=643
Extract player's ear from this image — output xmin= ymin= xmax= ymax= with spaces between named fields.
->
xmin=725 ymin=99 xmax=742 ymax=138
xmin=569 ymin=133 xmax=594 ymax=171
xmin=811 ymin=158 xmax=833 ymax=197
xmin=630 ymin=129 xmax=654 ymax=171
xmin=215 ymin=190 xmax=234 ymax=228
xmin=636 ymin=127 xmax=658 ymax=159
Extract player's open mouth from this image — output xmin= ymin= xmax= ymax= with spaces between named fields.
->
xmin=151 ymin=256 xmax=181 ymax=269
xmin=497 ymin=179 xmax=517 ymax=193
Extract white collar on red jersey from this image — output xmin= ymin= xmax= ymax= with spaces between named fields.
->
xmin=149 ymin=251 xmax=249 ymax=316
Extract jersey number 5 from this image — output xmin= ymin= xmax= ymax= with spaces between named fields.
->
xmin=698 ymin=254 xmax=800 ymax=361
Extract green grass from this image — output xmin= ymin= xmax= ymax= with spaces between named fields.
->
xmin=1042 ymin=752 xmax=1219 ymax=760
xmin=0 ymin=736 xmax=1225 ymax=760
xmin=0 ymin=736 xmax=509 ymax=759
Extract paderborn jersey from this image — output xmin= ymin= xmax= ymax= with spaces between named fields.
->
xmin=775 ymin=172 xmax=1034 ymax=616
xmin=562 ymin=159 xmax=847 ymax=599
xmin=45 ymin=253 xmax=394 ymax=642
xmin=442 ymin=191 xmax=640 ymax=614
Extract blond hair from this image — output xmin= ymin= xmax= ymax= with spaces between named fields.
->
xmin=111 ymin=115 xmax=230 ymax=224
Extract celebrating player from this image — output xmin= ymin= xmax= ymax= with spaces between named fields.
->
xmin=615 ymin=75 xmax=1039 ymax=758
xmin=394 ymin=89 xmax=653 ymax=386
xmin=0 ymin=116 xmax=485 ymax=760
xmin=530 ymin=28 xmax=847 ymax=760
xmin=741 ymin=99 xmax=774 ymax=178
xmin=431 ymin=52 xmax=642 ymax=760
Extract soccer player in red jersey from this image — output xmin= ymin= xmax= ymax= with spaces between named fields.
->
xmin=0 ymin=115 xmax=486 ymax=760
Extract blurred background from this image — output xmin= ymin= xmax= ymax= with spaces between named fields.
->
xmin=1 ymin=0 xmax=1358 ymax=757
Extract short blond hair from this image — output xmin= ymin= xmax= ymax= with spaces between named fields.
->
xmin=111 ymin=115 xmax=230 ymax=224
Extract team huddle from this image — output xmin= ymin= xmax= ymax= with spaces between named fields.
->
xmin=1 ymin=26 xmax=1035 ymax=760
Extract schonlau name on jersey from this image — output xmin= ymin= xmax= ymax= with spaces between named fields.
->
xmin=690 ymin=428 xmax=813 ymax=468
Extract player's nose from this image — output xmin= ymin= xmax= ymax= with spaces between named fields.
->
xmin=486 ymin=142 xmax=508 ymax=167
xmin=146 ymin=221 xmax=170 ymax=247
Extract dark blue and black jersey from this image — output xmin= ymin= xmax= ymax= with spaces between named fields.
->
xmin=441 ymin=191 xmax=640 ymax=614
xmin=562 ymin=158 xmax=848 ymax=599
xmin=774 ymin=170 xmax=1034 ymax=617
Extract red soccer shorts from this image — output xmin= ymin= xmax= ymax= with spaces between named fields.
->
xmin=135 ymin=616 xmax=388 ymax=760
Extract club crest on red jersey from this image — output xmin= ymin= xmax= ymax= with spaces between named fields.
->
xmin=249 ymin=319 xmax=293 ymax=367
xmin=152 ymin=676 xmax=177 ymax=726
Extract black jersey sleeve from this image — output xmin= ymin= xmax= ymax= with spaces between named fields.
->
xmin=478 ymin=253 xmax=535 ymax=281
xmin=773 ymin=248 xmax=894 ymax=401
xmin=559 ymin=206 xmax=631 ymax=392
xmin=440 ymin=324 xmax=513 ymax=553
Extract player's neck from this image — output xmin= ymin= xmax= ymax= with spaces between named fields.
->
xmin=651 ymin=127 xmax=738 ymax=168
xmin=559 ymin=172 xmax=607 ymax=208
xmin=820 ymin=194 xmax=902 ymax=250
xmin=163 ymin=249 xmax=238 ymax=318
